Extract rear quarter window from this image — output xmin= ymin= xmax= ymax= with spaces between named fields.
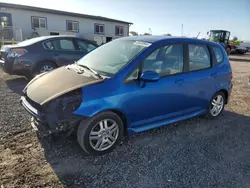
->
xmin=212 ymin=46 xmax=224 ymax=64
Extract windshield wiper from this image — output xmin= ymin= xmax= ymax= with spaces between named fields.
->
xmin=77 ymin=64 xmax=103 ymax=79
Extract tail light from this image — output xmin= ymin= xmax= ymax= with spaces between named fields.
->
xmin=8 ymin=48 xmax=28 ymax=58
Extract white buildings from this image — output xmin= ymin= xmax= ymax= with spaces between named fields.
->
xmin=0 ymin=2 xmax=132 ymax=45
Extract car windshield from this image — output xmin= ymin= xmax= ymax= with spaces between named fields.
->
xmin=77 ymin=40 xmax=150 ymax=76
xmin=209 ymin=31 xmax=222 ymax=42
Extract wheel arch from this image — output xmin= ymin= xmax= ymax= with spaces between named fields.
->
xmin=218 ymin=89 xmax=229 ymax=104
xmin=93 ymin=108 xmax=128 ymax=136
xmin=33 ymin=60 xmax=58 ymax=71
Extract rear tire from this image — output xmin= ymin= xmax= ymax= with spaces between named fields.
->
xmin=77 ymin=111 xmax=124 ymax=156
xmin=226 ymin=47 xmax=231 ymax=56
xmin=206 ymin=92 xmax=225 ymax=119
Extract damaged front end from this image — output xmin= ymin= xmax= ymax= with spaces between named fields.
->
xmin=21 ymin=88 xmax=85 ymax=134
xmin=20 ymin=65 xmax=103 ymax=134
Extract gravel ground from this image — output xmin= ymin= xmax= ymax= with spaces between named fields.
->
xmin=0 ymin=57 xmax=250 ymax=188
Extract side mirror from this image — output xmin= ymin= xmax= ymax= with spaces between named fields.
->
xmin=140 ymin=71 xmax=160 ymax=82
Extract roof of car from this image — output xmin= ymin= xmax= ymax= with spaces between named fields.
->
xmin=120 ymin=36 xmax=219 ymax=46
xmin=36 ymin=35 xmax=81 ymax=39
xmin=17 ymin=35 xmax=97 ymax=46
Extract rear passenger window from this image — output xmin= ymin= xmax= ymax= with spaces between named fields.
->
xmin=44 ymin=39 xmax=75 ymax=50
xmin=212 ymin=46 xmax=223 ymax=64
xmin=188 ymin=44 xmax=211 ymax=71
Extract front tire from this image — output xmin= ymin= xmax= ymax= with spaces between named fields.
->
xmin=77 ymin=111 xmax=124 ymax=155
xmin=206 ymin=92 xmax=225 ymax=119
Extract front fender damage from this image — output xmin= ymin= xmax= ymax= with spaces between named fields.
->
xmin=44 ymin=89 xmax=84 ymax=132
xmin=23 ymin=89 xmax=86 ymax=134
xmin=21 ymin=66 xmax=104 ymax=134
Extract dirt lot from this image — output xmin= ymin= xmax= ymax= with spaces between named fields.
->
xmin=0 ymin=55 xmax=250 ymax=188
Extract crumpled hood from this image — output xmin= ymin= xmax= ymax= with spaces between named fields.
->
xmin=25 ymin=66 xmax=103 ymax=105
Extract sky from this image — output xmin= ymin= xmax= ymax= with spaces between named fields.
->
xmin=0 ymin=0 xmax=249 ymax=40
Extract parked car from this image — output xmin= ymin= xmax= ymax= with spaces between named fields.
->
xmin=20 ymin=36 xmax=233 ymax=155
xmin=231 ymin=45 xmax=248 ymax=54
xmin=0 ymin=36 xmax=98 ymax=79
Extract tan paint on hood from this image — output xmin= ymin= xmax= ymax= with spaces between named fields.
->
xmin=26 ymin=67 xmax=102 ymax=105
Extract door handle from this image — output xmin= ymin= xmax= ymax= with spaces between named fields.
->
xmin=211 ymin=73 xmax=218 ymax=77
xmin=175 ymin=79 xmax=184 ymax=85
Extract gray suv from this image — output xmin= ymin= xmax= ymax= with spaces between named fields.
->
xmin=0 ymin=36 xmax=98 ymax=79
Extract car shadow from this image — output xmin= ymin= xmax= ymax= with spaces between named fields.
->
xmin=229 ymin=53 xmax=250 ymax=62
xmin=5 ymin=77 xmax=28 ymax=95
xmin=37 ymin=110 xmax=250 ymax=188
xmin=229 ymin=57 xmax=250 ymax=62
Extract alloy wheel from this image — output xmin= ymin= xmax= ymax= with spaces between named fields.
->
xmin=210 ymin=94 xmax=224 ymax=116
xmin=89 ymin=119 xmax=119 ymax=151
xmin=40 ymin=65 xmax=54 ymax=73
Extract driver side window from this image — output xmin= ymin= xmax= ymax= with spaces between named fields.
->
xmin=76 ymin=40 xmax=97 ymax=52
xmin=142 ymin=44 xmax=184 ymax=77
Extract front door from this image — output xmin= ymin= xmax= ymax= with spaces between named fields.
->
xmin=123 ymin=43 xmax=189 ymax=128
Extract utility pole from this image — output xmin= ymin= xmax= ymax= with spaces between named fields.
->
xmin=149 ymin=28 xmax=152 ymax=35
xmin=181 ymin=24 xmax=183 ymax=36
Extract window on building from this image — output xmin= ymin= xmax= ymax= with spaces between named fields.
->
xmin=66 ymin=21 xmax=79 ymax=32
xmin=188 ymin=44 xmax=211 ymax=71
xmin=31 ymin=17 xmax=47 ymax=29
xmin=115 ymin=26 xmax=124 ymax=36
xmin=95 ymin=24 xmax=104 ymax=34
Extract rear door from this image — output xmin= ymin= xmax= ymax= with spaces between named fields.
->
xmin=183 ymin=43 xmax=216 ymax=112
xmin=44 ymin=38 xmax=81 ymax=66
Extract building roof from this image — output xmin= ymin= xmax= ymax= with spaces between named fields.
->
xmin=0 ymin=2 xmax=133 ymax=25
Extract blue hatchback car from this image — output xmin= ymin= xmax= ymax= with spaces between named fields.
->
xmin=21 ymin=36 xmax=233 ymax=155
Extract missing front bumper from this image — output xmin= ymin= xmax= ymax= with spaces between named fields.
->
xmin=21 ymin=95 xmax=86 ymax=134
xmin=20 ymin=96 xmax=45 ymax=122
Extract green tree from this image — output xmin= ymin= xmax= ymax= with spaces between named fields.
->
xmin=129 ymin=31 xmax=138 ymax=36
xmin=164 ymin=33 xmax=172 ymax=36
xmin=230 ymin=36 xmax=240 ymax=46
xmin=232 ymin=36 xmax=238 ymax=41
